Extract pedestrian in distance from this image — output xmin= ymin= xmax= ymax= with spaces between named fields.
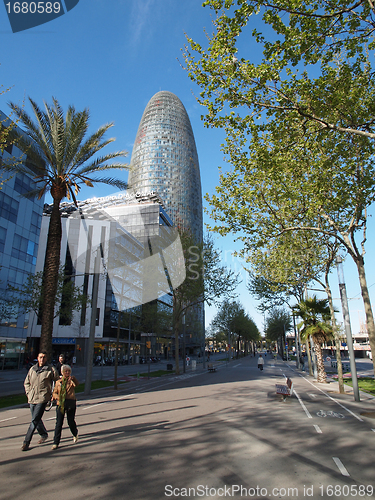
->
xmin=51 ymin=364 xmax=79 ymax=450
xmin=300 ymin=355 xmax=305 ymax=372
xmin=22 ymin=351 xmax=59 ymax=451
xmin=55 ymin=353 xmax=65 ymax=375
xmin=257 ymin=354 xmax=264 ymax=371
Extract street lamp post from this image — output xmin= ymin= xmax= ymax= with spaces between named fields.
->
xmin=182 ymin=312 xmax=186 ymax=374
xmin=336 ymin=256 xmax=360 ymax=402
xmin=292 ymin=312 xmax=301 ymax=370
xmin=84 ymin=249 xmax=101 ymax=396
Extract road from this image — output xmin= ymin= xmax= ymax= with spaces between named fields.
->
xmin=0 ymin=358 xmax=197 ymax=398
xmin=1 ymin=355 xmax=374 ymax=500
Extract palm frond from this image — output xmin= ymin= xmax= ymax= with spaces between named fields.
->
xmin=76 ymin=158 xmax=129 ymax=177
xmin=77 ymin=176 xmax=128 ymax=191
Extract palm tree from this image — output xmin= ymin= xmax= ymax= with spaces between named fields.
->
xmin=5 ymin=97 xmax=128 ymax=360
xmin=295 ymin=296 xmax=333 ymax=383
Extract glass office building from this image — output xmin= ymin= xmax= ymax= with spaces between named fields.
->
xmin=128 ymin=91 xmax=203 ymax=242
xmin=128 ymin=92 xmax=205 ymax=353
xmin=31 ymin=192 xmax=174 ymax=363
xmin=0 ymin=111 xmax=44 ymax=368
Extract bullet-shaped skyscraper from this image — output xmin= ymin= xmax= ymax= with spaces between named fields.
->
xmin=128 ymin=91 xmax=203 ymax=241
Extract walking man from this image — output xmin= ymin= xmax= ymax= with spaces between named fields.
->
xmin=21 ymin=351 xmax=59 ymax=451
xmin=55 ymin=353 xmax=65 ymax=374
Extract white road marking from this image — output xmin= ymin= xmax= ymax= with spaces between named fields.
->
xmin=113 ymin=393 xmax=135 ymax=401
xmin=294 ymin=390 xmax=312 ymax=419
xmin=0 ymin=416 xmax=17 ymax=423
xmin=313 ymin=425 xmax=322 ymax=433
xmin=332 ymin=457 xmax=350 ymax=476
xmin=299 ymin=375 xmax=363 ymax=421
xmin=308 ymin=393 xmax=317 ymax=398
xmin=81 ymin=403 xmax=105 ymax=411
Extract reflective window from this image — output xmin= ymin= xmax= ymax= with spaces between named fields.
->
xmin=30 ymin=211 xmax=41 ymax=234
xmin=0 ymin=226 xmax=6 ymax=252
xmin=14 ymin=172 xmax=37 ymax=196
xmin=0 ymin=192 xmax=19 ymax=223
xmin=12 ymin=234 xmax=38 ymax=265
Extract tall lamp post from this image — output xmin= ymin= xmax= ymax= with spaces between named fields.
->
xmin=292 ymin=312 xmax=301 ymax=370
xmin=336 ymin=256 xmax=360 ymax=402
xmin=182 ymin=312 xmax=186 ymax=374
xmin=84 ymin=249 xmax=101 ymax=396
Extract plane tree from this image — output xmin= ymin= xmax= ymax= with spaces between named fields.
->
xmin=210 ymin=299 xmax=260 ymax=358
xmin=247 ymin=228 xmax=346 ymax=390
xmin=264 ymin=307 xmax=292 ymax=358
xmin=184 ymin=0 xmax=375 ymax=375
xmin=204 ymin=115 xmax=375 ymax=374
xmin=184 ymin=0 xmax=375 ymax=141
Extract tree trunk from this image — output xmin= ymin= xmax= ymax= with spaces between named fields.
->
xmin=305 ymin=338 xmax=313 ymax=376
xmin=172 ymin=293 xmax=181 ymax=374
xmin=173 ymin=307 xmax=180 ymax=375
xmin=355 ymin=256 xmax=375 ymax=377
xmin=40 ymin=196 xmax=62 ymax=361
xmin=314 ymin=340 xmax=327 ymax=383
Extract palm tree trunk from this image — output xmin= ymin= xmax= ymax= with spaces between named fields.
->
xmin=305 ymin=338 xmax=313 ymax=376
xmin=314 ymin=341 xmax=327 ymax=383
xmin=40 ymin=197 xmax=62 ymax=361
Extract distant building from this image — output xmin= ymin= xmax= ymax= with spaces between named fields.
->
xmin=28 ymin=192 xmax=174 ymax=363
xmin=128 ymin=91 xmax=203 ymax=241
xmin=0 ymin=111 xmax=44 ymax=369
xmin=128 ymin=92 xmax=205 ymax=354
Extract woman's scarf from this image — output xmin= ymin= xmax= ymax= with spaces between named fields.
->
xmin=59 ymin=377 xmax=68 ymax=414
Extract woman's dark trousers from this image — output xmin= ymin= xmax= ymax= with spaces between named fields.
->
xmin=53 ymin=401 xmax=78 ymax=445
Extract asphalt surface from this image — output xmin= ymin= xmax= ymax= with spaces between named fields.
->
xmin=1 ymin=355 xmax=375 ymax=500
xmin=0 ymin=357 xmax=202 ymax=398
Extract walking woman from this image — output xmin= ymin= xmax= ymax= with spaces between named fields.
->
xmin=51 ymin=364 xmax=79 ymax=450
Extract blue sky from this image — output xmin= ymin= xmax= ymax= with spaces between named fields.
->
xmin=1 ymin=0 xmax=374 ymax=337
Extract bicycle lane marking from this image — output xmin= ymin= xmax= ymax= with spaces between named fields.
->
xmin=298 ymin=374 xmax=363 ymax=422
xmin=293 ymin=390 xmax=312 ymax=419
xmin=293 ymin=379 xmax=352 ymax=477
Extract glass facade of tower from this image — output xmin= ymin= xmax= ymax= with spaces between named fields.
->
xmin=128 ymin=91 xmax=203 ymax=241
xmin=0 ymin=111 xmax=45 ymax=368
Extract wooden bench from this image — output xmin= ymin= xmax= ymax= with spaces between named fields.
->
xmin=275 ymin=377 xmax=294 ymax=401
xmin=208 ymin=363 xmax=216 ymax=372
